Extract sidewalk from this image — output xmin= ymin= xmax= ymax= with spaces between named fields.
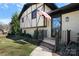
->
xmin=30 ymin=45 xmax=59 ymax=56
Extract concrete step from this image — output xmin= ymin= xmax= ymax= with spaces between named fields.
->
xmin=43 ymin=38 xmax=55 ymax=45
xmin=40 ymin=41 xmax=55 ymax=50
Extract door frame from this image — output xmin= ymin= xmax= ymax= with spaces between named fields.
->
xmin=51 ymin=14 xmax=62 ymax=39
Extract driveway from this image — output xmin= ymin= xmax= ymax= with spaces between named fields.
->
xmin=30 ymin=45 xmax=59 ymax=56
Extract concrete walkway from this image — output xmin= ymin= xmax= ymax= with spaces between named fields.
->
xmin=30 ymin=45 xmax=59 ymax=56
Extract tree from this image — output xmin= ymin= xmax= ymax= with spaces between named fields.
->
xmin=10 ymin=12 xmax=20 ymax=35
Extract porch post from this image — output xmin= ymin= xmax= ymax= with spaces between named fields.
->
xmin=55 ymin=29 xmax=60 ymax=52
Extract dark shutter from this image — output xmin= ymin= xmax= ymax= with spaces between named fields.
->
xmin=31 ymin=9 xmax=37 ymax=19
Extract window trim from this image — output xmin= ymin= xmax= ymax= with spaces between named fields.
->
xmin=22 ymin=17 xmax=24 ymax=23
xmin=31 ymin=9 xmax=37 ymax=19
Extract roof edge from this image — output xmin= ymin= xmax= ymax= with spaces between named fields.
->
xmin=19 ymin=3 xmax=58 ymax=19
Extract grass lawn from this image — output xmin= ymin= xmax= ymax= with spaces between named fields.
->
xmin=0 ymin=37 xmax=37 ymax=56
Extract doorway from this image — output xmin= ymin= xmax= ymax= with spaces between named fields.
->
xmin=51 ymin=15 xmax=61 ymax=38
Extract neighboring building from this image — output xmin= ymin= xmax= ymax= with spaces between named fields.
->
xmin=0 ymin=29 xmax=3 ymax=34
xmin=0 ymin=24 xmax=9 ymax=35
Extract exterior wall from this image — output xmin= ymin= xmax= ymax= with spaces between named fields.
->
xmin=20 ymin=3 xmax=44 ymax=28
xmin=20 ymin=3 xmax=52 ymax=38
xmin=44 ymin=5 xmax=52 ymax=38
xmin=61 ymin=10 xmax=79 ymax=43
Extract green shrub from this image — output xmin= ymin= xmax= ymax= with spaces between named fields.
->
xmin=20 ymin=33 xmax=25 ymax=36
xmin=33 ymin=29 xmax=39 ymax=39
xmin=25 ymin=34 xmax=32 ymax=39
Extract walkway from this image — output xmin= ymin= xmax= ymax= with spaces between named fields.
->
xmin=30 ymin=45 xmax=59 ymax=56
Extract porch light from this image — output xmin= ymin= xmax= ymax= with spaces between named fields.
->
xmin=65 ymin=16 xmax=69 ymax=22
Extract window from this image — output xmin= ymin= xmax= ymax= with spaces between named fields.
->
xmin=22 ymin=17 xmax=24 ymax=22
xmin=31 ymin=9 xmax=37 ymax=19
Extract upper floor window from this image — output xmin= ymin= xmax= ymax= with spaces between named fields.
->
xmin=22 ymin=17 xmax=24 ymax=22
xmin=31 ymin=9 xmax=37 ymax=19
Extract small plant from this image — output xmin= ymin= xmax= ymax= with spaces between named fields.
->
xmin=25 ymin=34 xmax=32 ymax=39
xmin=33 ymin=29 xmax=39 ymax=39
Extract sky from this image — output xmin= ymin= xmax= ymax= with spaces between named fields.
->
xmin=0 ymin=3 xmax=24 ymax=24
xmin=0 ymin=3 xmax=69 ymax=24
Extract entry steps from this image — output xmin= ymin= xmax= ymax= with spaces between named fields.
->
xmin=41 ymin=38 xmax=56 ymax=50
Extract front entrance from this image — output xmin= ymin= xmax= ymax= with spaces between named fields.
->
xmin=51 ymin=15 xmax=61 ymax=38
xmin=51 ymin=15 xmax=62 ymax=51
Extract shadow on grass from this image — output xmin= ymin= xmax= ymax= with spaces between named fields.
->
xmin=6 ymin=35 xmax=41 ymax=46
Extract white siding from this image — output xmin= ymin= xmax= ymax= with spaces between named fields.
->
xmin=45 ymin=5 xmax=51 ymax=12
xmin=37 ymin=4 xmax=44 ymax=26
xmin=27 ymin=6 xmax=31 ymax=13
xmin=20 ymin=4 xmax=45 ymax=28
xmin=61 ymin=10 xmax=79 ymax=43
xmin=45 ymin=5 xmax=52 ymax=38
xmin=20 ymin=3 xmax=52 ymax=38
xmin=32 ymin=4 xmax=36 ymax=11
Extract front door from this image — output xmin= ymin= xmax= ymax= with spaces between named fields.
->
xmin=51 ymin=16 xmax=61 ymax=38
